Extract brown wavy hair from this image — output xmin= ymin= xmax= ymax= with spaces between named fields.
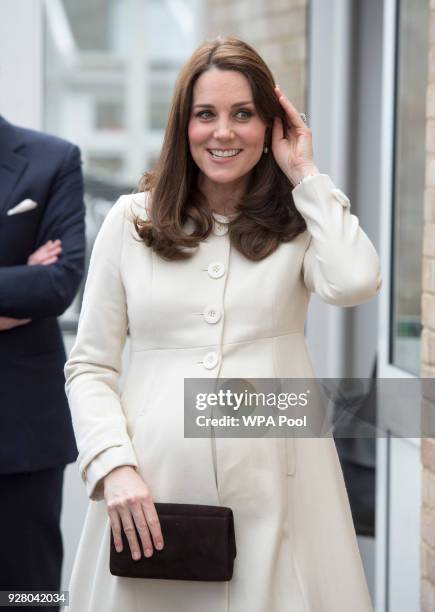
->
xmin=134 ymin=36 xmax=307 ymax=261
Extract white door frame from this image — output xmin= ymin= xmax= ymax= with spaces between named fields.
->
xmin=376 ymin=0 xmax=421 ymax=610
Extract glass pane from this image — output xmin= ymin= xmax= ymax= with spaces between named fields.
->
xmin=43 ymin=0 xmax=202 ymax=330
xmin=390 ymin=0 xmax=428 ymax=374
xmin=95 ymin=99 xmax=124 ymax=131
xmin=62 ymin=0 xmax=114 ymax=52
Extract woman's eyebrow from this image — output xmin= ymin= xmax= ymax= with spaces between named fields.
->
xmin=192 ymin=101 xmax=255 ymax=109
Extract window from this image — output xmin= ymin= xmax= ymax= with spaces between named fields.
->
xmin=390 ymin=0 xmax=429 ymax=374
xmin=44 ymin=0 xmax=202 ymax=329
xmin=95 ymin=100 xmax=124 ymax=131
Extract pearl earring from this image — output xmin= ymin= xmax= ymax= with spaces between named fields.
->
xmin=263 ymin=145 xmax=269 ymax=154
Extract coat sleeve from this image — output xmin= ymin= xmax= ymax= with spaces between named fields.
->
xmin=292 ymin=174 xmax=382 ymax=307
xmin=64 ymin=195 xmax=138 ymax=501
xmin=0 ymin=145 xmax=86 ymax=319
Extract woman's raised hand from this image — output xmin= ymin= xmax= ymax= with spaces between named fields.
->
xmin=271 ymin=85 xmax=319 ymax=186
xmin=104 ymin=465 xmax=164 ymax=560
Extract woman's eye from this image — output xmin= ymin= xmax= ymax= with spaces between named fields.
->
xmin=194 ymin=109 xmax=253 ymax=120
xmin=196 ymin=110 xmax=213 ymax=119
xmin=236 ymin=110 xmax=253 ymax=120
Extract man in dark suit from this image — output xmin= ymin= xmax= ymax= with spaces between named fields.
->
xmin=0 ymin=115 xmax=85 ymax=602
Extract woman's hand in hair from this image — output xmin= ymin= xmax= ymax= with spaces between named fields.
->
xmin=271 ymin=85 xmax=319 ymax=186
xmin=104 ymin=465 xmax=164 ymax=560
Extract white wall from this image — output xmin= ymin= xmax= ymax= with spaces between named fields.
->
xmin=306 ymin=0 xmax=354 ymax=378
xmin=0 ymin=0 xmax=43 ymax=128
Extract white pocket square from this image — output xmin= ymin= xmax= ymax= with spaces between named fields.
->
xmin=7 ymin=199 xmax=38 ymax=216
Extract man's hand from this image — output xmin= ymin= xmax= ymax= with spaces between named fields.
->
xmin=0 ymin=240 xmax=62 ymax=329
xmin=0 ymin=316 xmax=31 ymax=331
xmin=27 ymin=240 xmax=62 ymax=266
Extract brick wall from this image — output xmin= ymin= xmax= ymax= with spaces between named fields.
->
xmin=204 ymin=0 xmax=308 ymax=113
xmin=422 ymin=1 xmax=435 ymax=609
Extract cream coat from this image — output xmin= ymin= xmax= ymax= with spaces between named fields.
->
xmin=65 ymin=174 xmax=381 ymax=612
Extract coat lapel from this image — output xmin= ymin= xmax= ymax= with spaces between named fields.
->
xmin=0 ymin=117 xmax=28 ymax=214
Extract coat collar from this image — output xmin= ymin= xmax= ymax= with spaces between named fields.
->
xmin=0 ymin=116 xmax=29 ymax=214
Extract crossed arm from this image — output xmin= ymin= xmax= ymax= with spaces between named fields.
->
xmin=0 ymin=144 xmax=85 ymax=330
xmin=0 ymin=240 xmax=64 ymax=330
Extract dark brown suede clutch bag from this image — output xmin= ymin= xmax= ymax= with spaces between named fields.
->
xmin=109 ymin=502 xmax=237 ymax=581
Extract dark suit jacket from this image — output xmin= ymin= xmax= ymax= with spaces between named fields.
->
xmin=0 ymin=116 xmax=85 ymax=473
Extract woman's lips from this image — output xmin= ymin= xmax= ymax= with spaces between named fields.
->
xmin=207 ymin=149 xmax=242 ymax=163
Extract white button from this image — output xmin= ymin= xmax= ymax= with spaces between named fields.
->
xmin=203 ymin=351 xmax=219 ymax=369
xmin=331 ymin=188 xmax=351 ymax=209
xmin=203 ymin=306 xmax=221 ymax=324
xmin=213 ymin=221 xmax=228 ymax=236
xmin=207 ymin=262 xmax=225 ymax=279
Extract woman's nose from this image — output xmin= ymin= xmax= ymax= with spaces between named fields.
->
xmin=213 ymin=122 xmax=235 ymax=140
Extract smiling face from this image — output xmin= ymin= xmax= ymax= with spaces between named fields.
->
xmin=188 ymin=68 xmax=267 ymax=193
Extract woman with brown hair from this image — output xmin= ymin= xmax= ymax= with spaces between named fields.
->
xmin=65 ymin=37 xmax=380 ymax=611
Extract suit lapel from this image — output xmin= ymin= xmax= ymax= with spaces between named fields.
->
xmin=0 ymin=117 xmax=28 ymax=214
